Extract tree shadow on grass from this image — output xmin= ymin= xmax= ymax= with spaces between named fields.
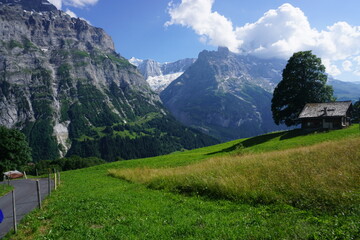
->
xmin=279 ymin=128 xmax=318 ymax=140
xmin=207 ymin=128 xmax=317 ymax=155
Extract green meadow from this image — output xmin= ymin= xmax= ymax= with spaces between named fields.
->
xmin=4 ymin=125 xmax=360 ymax=239
xmin=0 ymin=184 xmax=13 ymax=197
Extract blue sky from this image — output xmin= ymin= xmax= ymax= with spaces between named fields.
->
xmin=49 ymin=0 xmax=360 ymax=82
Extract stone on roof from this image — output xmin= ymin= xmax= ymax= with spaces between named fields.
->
xmin=298 ymin=101 xmax=352 ymax=119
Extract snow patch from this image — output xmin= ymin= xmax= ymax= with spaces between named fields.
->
xmin=129 ymin=57 xmax=143 ymax=66
xmin=53 ymin=121 xmax=70 ymax=157
xmin=146 ymin=72 xmax=184 ymax=92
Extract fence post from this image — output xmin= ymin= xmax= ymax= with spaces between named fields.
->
xmin=36 ymin=180 xmax=42 ymax=209
xmin=54 ymin=171 xmax=57 ymax=190
xmin=12 ymin=190 xmax=17 ymax=233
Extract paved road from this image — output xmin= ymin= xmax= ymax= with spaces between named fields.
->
xmin=0 ymin=178 xmax=53 ymax=238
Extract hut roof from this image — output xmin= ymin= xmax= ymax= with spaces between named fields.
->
xmin=298 ymin=101 xmax=352 ymax=119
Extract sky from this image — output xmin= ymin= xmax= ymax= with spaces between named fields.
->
xmin=48 ymin=0 xmax=360 ymax=82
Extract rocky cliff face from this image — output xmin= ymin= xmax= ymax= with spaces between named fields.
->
xmin=161 ymin=47 xmax=287 ymax=141
xmin=0 ymin=0 xmax=57 ymax=12
xmin=130 ymin=57 xmax=196 ymax=92
xmin=0 ymin=0 xmax=218 ymax=161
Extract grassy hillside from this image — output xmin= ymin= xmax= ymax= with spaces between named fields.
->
xmin=5 ymin=125 xmax=360 ymax=239
xmin=111 ymin=138 xmax=360 ymax=212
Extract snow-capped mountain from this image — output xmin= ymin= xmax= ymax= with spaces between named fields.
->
xmin=129 ymin=57 xmax=196 ymax=92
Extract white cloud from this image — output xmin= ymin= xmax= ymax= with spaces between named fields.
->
xmin=353 ymin=56 xmax=360 ymax=65
xmin=353 ymin=57 xmax=360 ymax=76
xmin=63 ymin=0 xmax=99 ymax=8
xmin=65 ymin=9 xmax=91 ymax=24
xmin=65 ymin=9 xmax=77 ymax=18
xmin=235 ymin=3 xmax=317 ymax=59
xmin=49 ymin=0 xmax=93 ymax=24
xmin=316 ymin=22 xmax=360 ymax=60
xmin=323 ymin=59 xmax=341 ymax=76
xmin=166 ymin=1 xmax=360 ymax=80
xmin=48 ymin=0 xmax=98 ymax=9
xmin=165 ymin=0 xmax=241 ymax=53
xmin=48 ymin=0 xmax=62 ymax=9
xmin=342 ymin=60 xmax=353 ymax=71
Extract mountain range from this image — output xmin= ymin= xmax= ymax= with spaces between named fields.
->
xmin=0 ymin=0 xmax=218 ymax=161
xmin=134 ymin=48 xmax=359 ymax=141
xmin=160 ymin=47 xmax=287 ymax=141
xmin=1 ymin=0 xmax=358 ymax=162
xmin=328 ymin=78 xmax=360 ymax=102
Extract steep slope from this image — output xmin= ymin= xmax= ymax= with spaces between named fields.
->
xmin=328 ymin=78 xmax=360 ymax=102
xmin=161 ymin=47 xmax=286 ymax=141
xmin=130 ymin=57 xmax=196 ymax=92
xmin=0 ymin=0 xmax=218 ymax=161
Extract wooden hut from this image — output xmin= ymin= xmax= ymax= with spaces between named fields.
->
xmin=298 ymin=101 xmax=353 ymax=129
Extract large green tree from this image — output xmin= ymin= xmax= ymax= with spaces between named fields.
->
xmin=0 ymin=126 xmax=32 ymax=174
xmin=353 ymin=99 xmax=360 ymax=122
xmin=271 ymin=51 xmax=334 ymax=126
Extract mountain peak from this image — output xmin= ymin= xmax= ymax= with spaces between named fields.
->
xmin=0 ymin=0 xmax=57 ymax=12
xmin=217 ymin=46 xmax=230 ymax=55
xmin=131 ymin=57 xmax=196 ymax=92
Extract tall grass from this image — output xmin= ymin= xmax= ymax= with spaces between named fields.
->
xmin=110 ymin=137 xmax=360 ymax=212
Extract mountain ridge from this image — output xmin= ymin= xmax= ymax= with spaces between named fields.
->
xmin=0 ymin=0 xmax=218 ymax=161
xmin=0 ymin=0 xmax=57 ymax=12
xmin=136 ymin=48 xmax=359 ymax=141
xmin=160 ymin=47 xmax=286 ymax=141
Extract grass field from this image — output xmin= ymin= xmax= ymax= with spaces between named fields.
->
xmin=4 ymin=125 xmax=360 ymax=239
xmin=111 ymin=137 xmax=360 ymax=213
xmin=0 ymin=184 xmax=13 ymax=197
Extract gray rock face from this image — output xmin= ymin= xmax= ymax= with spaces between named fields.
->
xmin=0 ymin=0 xmax=57 ymax=12
xmin=0 ymin=2 xmax=114 ymax=55
xmin=161 ymin=58 xmax=196 ymax=75
xmin=161 ymin=47 xmax=287 ymax=141
xmin=0 ymin=1 xmax=161 ymax=159
xmin=136 ymin=59 xmax=162 ymax=79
